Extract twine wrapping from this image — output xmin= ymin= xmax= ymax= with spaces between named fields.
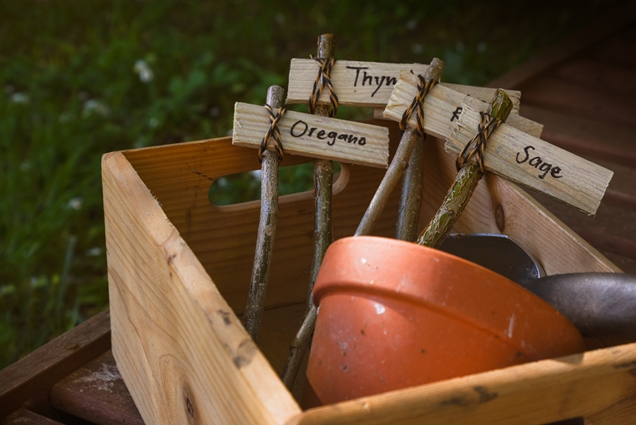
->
xmin=308 ymin=56 xmax=339 ymax=117
xmin=399 ymin=74 xmax=437 ymax=137
xmin=455 ymin=111 xmax=503 ymax=173
xmin=258 ymin=104 xmax=286 ymax=162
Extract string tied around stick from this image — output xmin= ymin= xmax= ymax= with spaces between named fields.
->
xmin=259 ymin=104 xmax=287 ymax=162
xmin=399 ymin=74 xmax=437 ymax=137
xmin=308 ymin=56 xmax=339 ymax=117
xmin=455 ymin=111 xmax=503 ymax=173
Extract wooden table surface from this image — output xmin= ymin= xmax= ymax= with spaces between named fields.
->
xmin=2 ymin=4 xmax=636 ymax=424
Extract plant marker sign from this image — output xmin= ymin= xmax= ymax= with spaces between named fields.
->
xmin=384 ymin=71 xmax=613 ymax=216
xmin=232 ymin=103 xmax=390 ymax=168
xmin=287 ymin=59 xmax=432 ymax=108
xmin=287 ymin=59 xmax=543 ymax=138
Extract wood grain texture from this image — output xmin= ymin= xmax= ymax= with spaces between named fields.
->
xmin=416 ymin=89 xmax=513 ymax=248
xmin=243 ymin=85 xmax=285 ymax=342
xmin=496 ymin=5 xmax=636 ymax=281
xmin=556 ymin=58 xmax=636 ymax=95
xmin=519 ymin=104 xmax=636 ymax=169
xmin=2 ymin=410 xmax=65 ymax=425
xmin=50 ymin=351 xmax=143 ymax=425
xmin=0 ymin=310 xmax=111 ymax=418
xmin=355 ymin=58 xmax=444 ymax=237
xmin=520 ymin=76 xmax=636 ymax=128
xmin=445 ymin=101 xmax=614 ymax=216
xmin=382 ymin=71 xmax=543 ymax=140
xmin=287 ymin=58 xmax=525 ymax=110
xmin=121 ymin=120 xmax=405 ymax=315
xmin=233 ymin=103 xmax=389 ymax=167
xmin=593 ymin=27 xmax=636 ymax=67
xmin=287 ymin=342 xmax=636 ymax=425
xmin=257 ymin=303 xmax=308 ymax=399
xmin=3 ymin=6 xmax=636 ymax=425
xmin=118 ymin=119 xmax=618 ymax=316
xmin=103 ymin=152 xmax=301 ymax=425
xmin=105 ymin=121 xmax=622 ymax=425
xmin=530 ymin=190 xmax=636 ymax=263
xmin=287 ymin=59 xmax=430 ymax=107
xmin=587 ymin=393 xmax=636 ymax=425
xmin=486 ymin=2 xmax=636 ymax=89
xmin=414 ymin=133 xmax=620 ymax=276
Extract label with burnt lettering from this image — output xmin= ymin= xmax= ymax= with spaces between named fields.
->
xmin=232 ymin=102 xmax=389 ymax=168
xmin=445 ymin=102 xmax=613 ymax=215
xmin=286 ymin=59 xmax=430 ymax=107
xmin=515 ymin=146 xmax=564 ymax=180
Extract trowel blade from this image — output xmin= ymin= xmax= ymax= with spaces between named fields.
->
xmin=436 ymin=233 xmax=545 ymax=285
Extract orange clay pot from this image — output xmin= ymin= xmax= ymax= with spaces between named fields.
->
xmin=304 ymin=236 xmax=586 ymax=406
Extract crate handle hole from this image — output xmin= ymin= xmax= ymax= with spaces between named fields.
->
xmin=208 ymin=161 xmax=348 ymax=211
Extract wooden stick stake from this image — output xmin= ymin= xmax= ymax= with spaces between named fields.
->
xmin=355 ymin=58 xmax=445 ymax=236
xmin=243 ymin=86 xmax=285 ymax=341
xmin=417 ymin=89 xmax=513 ymax=247
xmin=308 ymin=33 xmax=335 ymax=307
xmin=232 ymin=104 xmax=389 ymax=168
xmin=384 ymin=72 xmax=612 ymax=215
xmin=281 ymin=303 xmax=317 ymax=389
xmin=281 ymin=34 xmax=335 ymax=390
xmin=395 ymin=136 xmax=426 ymax=241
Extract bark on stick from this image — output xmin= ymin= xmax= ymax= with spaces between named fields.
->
xmin=355 ymin=58 xmax=444 ymax=236
xmin=243 ymin=85 xmax=285 ymax=341
xmin=417 ymin=89 xmax=513 ymax=248
xmin=281 ymin=34 xmax=335 ymax=391
xmin=395 ymin=135 xmax=426 ymax=241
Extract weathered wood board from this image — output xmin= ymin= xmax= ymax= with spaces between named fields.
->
xmin=103 ymin=152 xmax=301 ymax=425
xmin=287 ymin=59 xmax=522 ymax=110
xmin=384 ymin=72 xmax=613 ymax=215
xmin=445 ymin=100 xmax=613 ymax=216
xmin=287 ymin=59 xmax=430 ymax=108
xmin=288 ymin=341 xmax=636 ymax=425
xmin=97 ymin=112 xmax=629 ymax=425
xmin=383 ymin=71 xmax=543 ymax=140
xmin=233 ymin=103 xmax=390 ymax=168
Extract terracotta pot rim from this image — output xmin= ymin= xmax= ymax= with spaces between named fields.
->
xmin=313 ymin=236 xmax=585 ymax=359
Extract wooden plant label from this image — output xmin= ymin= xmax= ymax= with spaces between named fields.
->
xmin=383 ymin=71 xmax=544 ymax=139
xmin=288 ymin=59 xmax=527 ymax=113
xmin=287 ymin=59 xmax=429 ymax=108
xmin=232 ymin=102 xmax=390 ymax=168
xmin=446 ymin=101 xmax=613 ymax=216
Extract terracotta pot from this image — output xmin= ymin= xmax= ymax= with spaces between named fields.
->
xmin=304 ymin=236 xmax=586 ymax=406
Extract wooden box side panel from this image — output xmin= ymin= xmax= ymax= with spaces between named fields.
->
xmin=417 ymin=130 xmax=620 ymax=275
xmin=102 ymin=152 xmax=300 ymax=425
xmin=122 ymin=120 xmax=617 ymax=320
xmin=289 ymin=342 xmax=636 ymax=425
xmin=122 ymin=120 xmax=407 ymax=313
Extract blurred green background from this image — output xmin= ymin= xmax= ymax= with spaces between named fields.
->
xmin=0 ymin=0 xmax=617 ymax=368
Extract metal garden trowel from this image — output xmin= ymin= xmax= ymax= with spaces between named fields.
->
xmin=437 ymin=233 xmax=636 ymax=340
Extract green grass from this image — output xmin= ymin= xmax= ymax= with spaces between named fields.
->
xmin=0 ymin=0 xmax=617 ymax=368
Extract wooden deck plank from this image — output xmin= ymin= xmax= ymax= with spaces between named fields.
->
xmin=601 ymin=252 xmax=636 ymax=276
xmin=508 ymin=106 xmax=636 ymax=211
xmin=0 ymin=310 xmax=111 ymax=419
xmin=555 ymin=58 xmax=636 ymax=95
xmin=49 ymin=351 xmax=143 ymax=425
xmin=519 ymin=104 xmax=636 ymax=168
xmin=2 ymin=5 xmax=636 ymax=425
xmin=530 ymin=190 xmax=636 ymax=268
xmin=590 ymin=159 xmax=636 ymax=210
xmin=487 ymin=2 xmax=636 ymax=89
xmin=520 ymin=76 xmax=636 ymax=128
xmin=508 ymin=10 xmax=636 ymax=279
xmin=592 ymin=24 xmax=636 ymax=67
xmin=1 ymin=410 xmax=65 ymax=425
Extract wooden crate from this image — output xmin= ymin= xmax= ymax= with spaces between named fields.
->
xmin=103 ymin=119 xmax=636 ymax=425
